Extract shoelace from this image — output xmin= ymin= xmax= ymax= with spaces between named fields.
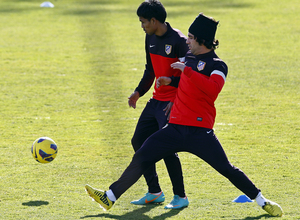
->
xmin=171 ymin=195 xmax=180 ymax=204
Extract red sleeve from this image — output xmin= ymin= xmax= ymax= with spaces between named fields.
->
xmin=183 ymin=66 xmax=225 ymax=100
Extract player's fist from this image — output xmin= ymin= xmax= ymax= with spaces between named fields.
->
xmin=156 ymin=77 xmax=171 ymax=88
xmin=128 ymin=91 xmax=140 ymax=109
xmin=171 ymin=62 xmax=186 ymax=72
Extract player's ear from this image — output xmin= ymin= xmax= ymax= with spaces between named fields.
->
xmin=150 ymin=17 xmax=156 ymax=25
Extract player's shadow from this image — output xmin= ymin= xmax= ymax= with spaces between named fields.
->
xmin=233 ymin=214 xmax=274 ymax=220
xmin=22 ymin=200 xmax=49 ymax=207
xmin=80 ymin=204 xmax=184 ymax=219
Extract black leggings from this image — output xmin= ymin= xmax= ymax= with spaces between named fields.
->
xmin=131 ymin=98 xmax=185 ymax=196
xmin=110 ymin=123 xmax=260 ymax=200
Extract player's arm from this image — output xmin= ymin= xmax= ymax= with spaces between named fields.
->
xmin=128 ymin=36 xmax=155 ymax=108
xmin=171 ymin=61 xmax=227 ymax=99
xmin=156 ymin=76 xmax=180 ymax=88
xmin=128 ymin=91 xmax=140 ymax=109
xmin=163 ymin=102 xmax=173 ymax=120
xmin=135 ymin=68 xmax=155 ymax=96
xmin=157 ymin=58 xmax=186 ymax=88
xmin=128 ymin=68 xmax=155 ymax=108
xmin=135 ymin=35 xmax=156 ymax=97
xmin=183 ymin=66 xmax=226 ymax=100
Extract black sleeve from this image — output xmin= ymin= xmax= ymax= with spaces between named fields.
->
xmin=135 ymin=68 xmax=155 ymax=97
xmin=168 ymin=76 xmax=180 ymax=88
xmin=135 ymin=35 xmax=155 ymax=97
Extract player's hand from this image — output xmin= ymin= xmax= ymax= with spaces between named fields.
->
xmin=128 ymin=91 xmax=140 ymax=109
xmin=156 ymin=77 xmax=171 ymax=88
xmin=171 ymin=62 xmax=186 ymax=72
xmin=163 ymin=102 xmax=173 ymax=120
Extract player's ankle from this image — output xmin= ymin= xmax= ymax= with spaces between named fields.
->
xmin=255 ymin=192 xmax=267 ymax=207
xmin=106 ymin=189 xmax=117 ymax=202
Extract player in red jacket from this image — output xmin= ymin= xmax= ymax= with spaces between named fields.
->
xmin=85 ymin=13 xmax=283 ymax=217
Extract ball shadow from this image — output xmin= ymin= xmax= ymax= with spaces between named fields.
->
xmin=22 ymin=200 xmax=49 ymax=207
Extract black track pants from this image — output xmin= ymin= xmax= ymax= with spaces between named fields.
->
xmin=131 ymin=98 xmax=185 ymax=197
xmin=110 ymin=123 xmax=260 ymax=200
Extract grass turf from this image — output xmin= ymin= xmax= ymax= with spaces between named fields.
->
xmin=0 ymin=0 xmax=299 ymax=219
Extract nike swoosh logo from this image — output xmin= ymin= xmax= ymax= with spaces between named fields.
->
xmin=207 ymin=130 xmax=212 ymax=134
xmin=150 ymin=45 xmax=155 ymax=48
xmin=145 ymin=192 xmax=162 ymax=204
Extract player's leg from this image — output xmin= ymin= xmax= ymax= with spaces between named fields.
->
xmin=155 ymin=103 xmax=188 ymax=209
xmin=187 ymin=128 xmax=260 ymax=198
xmin=131 ymin=99 xmax=160 ymax=189
xmin=162 ymin=153 xmax=185 ymax=198
xmin=162 ymin=153 xmax=189 ymax=209
xmin=185 ymin=127 xmax=283 ymax=217
xmin=85 ymin=130 xmax=173 ymax=211
xmin=130 ymin=99 xmax=164 ymax=204
xmin=109 ymin=124 xmax=182 ymax=202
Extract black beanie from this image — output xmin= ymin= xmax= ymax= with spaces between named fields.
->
xmin=188 ymin=13 xmax=218 ymax=42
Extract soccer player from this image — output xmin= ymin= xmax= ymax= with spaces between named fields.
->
xmin=127 ymin=0 xmax=189 ymax=209
xmin=128 ymin=0 xmax=189 ymax=209
xmin=85 ymin=13 xmax=283 ymax=217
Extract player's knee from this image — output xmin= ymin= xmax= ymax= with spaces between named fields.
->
xmin=218 ymin=164 xmax=239 ymax=178
xmin=132 ymin=152 xmax=153 ymax=170
xmin=163 ymin=153 xmax=180 ymax=162
xmin=131 ymin=135 xmax=142 ymax=152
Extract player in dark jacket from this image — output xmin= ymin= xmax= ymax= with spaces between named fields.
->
xmin=127 ymin=0 xmax=189 ymax=209
xmin=85 ymin=13 xmax=283 ymax=217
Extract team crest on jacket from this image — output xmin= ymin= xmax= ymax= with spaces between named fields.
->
xmin=197 ymin=61 xmax=206 ymax=71
xmin=165 ymin=45 xmax=172 ymax=55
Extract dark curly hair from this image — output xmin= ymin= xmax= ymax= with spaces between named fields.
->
xmin=196 ymin=38 xmax=219 ymax=50
xmin=137 ymin=0 xmax=167 ymax=23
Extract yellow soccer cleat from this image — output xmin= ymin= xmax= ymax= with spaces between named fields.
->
xmin=263 ymin=200 xmax=283 ymax=217
xmin=85 ymin=184 xmax=114 ymax=211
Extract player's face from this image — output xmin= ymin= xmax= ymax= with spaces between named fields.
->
xmin=139 ymin=17 xmax=156 ymax=35
xmin=186 ymin=33 xmax=200 ymax=55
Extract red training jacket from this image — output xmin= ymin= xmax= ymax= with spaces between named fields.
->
xmin=169 ymin=50 xmax=228 ymax=129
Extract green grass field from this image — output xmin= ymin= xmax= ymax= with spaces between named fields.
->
xmin=0 ymin=0 xmax=299 ymax=219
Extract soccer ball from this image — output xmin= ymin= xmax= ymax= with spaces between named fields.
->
xmin=31 ymin=137 xmax=58 ymax=163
